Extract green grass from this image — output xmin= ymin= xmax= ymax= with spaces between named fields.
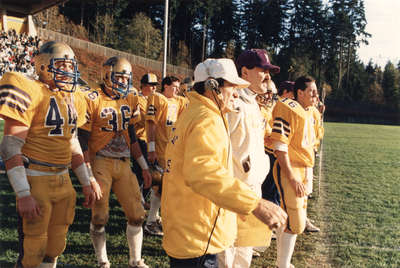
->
xmin=320 ymin=123 xmax=400 ymax=268
xmin=1 ymin=122 xmax=400 ymax=267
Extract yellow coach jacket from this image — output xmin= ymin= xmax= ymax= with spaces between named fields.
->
xmin=161 ymin=91 xmax=260 ymax=259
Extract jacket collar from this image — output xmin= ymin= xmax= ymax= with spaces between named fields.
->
xmin=187 ymin=91 xmax=222 ymax=114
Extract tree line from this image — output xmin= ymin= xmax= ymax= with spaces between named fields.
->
xmin=47 ymin=0 xmax=399 ymax=123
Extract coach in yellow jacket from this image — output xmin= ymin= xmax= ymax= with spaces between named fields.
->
xmin=161 ymin=58 xmax=287 ymax=268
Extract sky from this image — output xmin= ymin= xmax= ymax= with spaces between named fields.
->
xmin=357 ymin=0 xmax=400 ymax=68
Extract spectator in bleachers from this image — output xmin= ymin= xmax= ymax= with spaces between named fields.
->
xmin=0 ymin=30 xmax=41 ymax=79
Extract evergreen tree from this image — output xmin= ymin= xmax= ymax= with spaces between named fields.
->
xmin=382 ymin=61 xmax=400 ymax=109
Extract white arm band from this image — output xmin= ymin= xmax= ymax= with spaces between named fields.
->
xmin=136 ymin=155 xmax=149 ymax=170
xmin=148 ymin=141 xmax=156 ymax=152
xmin=73 ymin=163 xmax=92 ymax=186
xmin=7 ymin=166 xmax=30 ymax=198
xmin=273 ymin=141 xmax=288 ymax=152
xmin=0 ymin=135 xmax=25 ymax=161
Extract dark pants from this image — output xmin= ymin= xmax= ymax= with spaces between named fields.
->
xmin=169 ymin=254 xmax=218 ymax=268
xmin=261 ymin=152 xmax=281 ymax=205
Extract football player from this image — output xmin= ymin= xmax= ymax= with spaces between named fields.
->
xmin=301 ymin=94 xmax=325 ymax=233
xmin=131 ymin=73 xmax=159 ymax=202
xmin=260 ymin=80 xmax=292 ymax=208
xmin=270 ymin=76 xmax=318 ymax=268
xmin=277 ymin=81 xmax=295 ymax=100
xmin=179 ymin=76 xmax=194 ymax=97
xmin=0 ymin=41 xmax=101 ymax=268
xmin=144 ymin=75 xmax=187 ymax=236
xmin=78 ymin=57 xmax=151 ymax=268
xmin=311 ymin=93 xmax=325 ymax=154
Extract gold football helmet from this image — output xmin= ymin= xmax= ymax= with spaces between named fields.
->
xmin=34 ymin=41 xmax=80 ymax=92
xmin=102 ymin=57 xmax=132 ymax=98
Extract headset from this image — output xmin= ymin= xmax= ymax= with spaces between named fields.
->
xmin=205 ymin=78 xmax=221 ymax=95
xmin=198 ymin=77 xmax=230 ymax=267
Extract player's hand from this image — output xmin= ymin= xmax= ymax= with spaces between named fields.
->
xmin=17 ymin=195 xmax=42 ymax=220
xmin=289 ymin=178 xmax=306 ymax=197
xmin=142 ymin=169 xmax=152 ymax=189
xmin=82 ymin=185 xmax=95 ymax=208
xmin=148 ymin=151 xmax=157 ymax=164
xmin=90 ymin=179 xmax=103 ymax=200
xmin=252 ymin=199 xmax=287 ymax=230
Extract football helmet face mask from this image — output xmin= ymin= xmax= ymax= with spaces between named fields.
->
xmin=102 ymin=57 xmax=132 ymax=99
xmin=35 ymin=41 xmax=80 ymax=92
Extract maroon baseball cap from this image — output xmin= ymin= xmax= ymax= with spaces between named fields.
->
xmin=236 ymin=49 xmax=280 ymax=74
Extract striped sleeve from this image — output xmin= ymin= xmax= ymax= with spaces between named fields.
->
xmin=0 ymin=73 xmax=35 ymax=126
xmin=272 ymin=117 xmax=291 ymax=138
xmin=270 ymin=102 xmax=292 ymax=145
xmin=0 ymin=84 xmax=32 ymax=113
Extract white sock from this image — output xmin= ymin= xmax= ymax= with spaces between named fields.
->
xmin=306 ymin=179 xmax=313 ymax=195
xmin=277 ymin=232 xmax=297 ymax=268
xmin=90 ymin=223 xmax=109 ymax=265
xmin=275 ymin=225 xmax=285 ymax=265
xmin=38 ymin=262 xmax=57 ymax=268
xmin=146 ymin=190 xmax=160 ymax=223
xmin=127 ymin=223 xmax=143 ymax=265
xmin=233 ymin=246 xmax=253 ymax=268
xmin=217 ymin=247 xmax=235 ymax=268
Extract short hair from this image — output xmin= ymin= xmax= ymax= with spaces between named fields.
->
xmin=193 ymin=78 xmax=225 ymax=95
xmin=161 ymin=76 xmax=180 ymax=92
xmin=294 ymin=75 xmax=315 ymax=99
xmin=278 ymin=81 xmax=294 ymax=97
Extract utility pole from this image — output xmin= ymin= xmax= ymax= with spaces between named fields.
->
xmin=162 ymin=0 xmax=169 ymax=78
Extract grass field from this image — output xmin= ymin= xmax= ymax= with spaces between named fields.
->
xmin=1 ymin=122 xmax=399 ymax=267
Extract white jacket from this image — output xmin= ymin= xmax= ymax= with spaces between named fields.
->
xmin=227 ymin=88 xmax=270 ymax=196
xmin=226 ymin=87 xmax=272 ymax=247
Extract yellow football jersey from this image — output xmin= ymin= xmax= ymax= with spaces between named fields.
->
xmin=80 ymin=87 xmax=140 ymax=157
xmin=270 ymin=98 xmax=315 ymax=167
xmin=309 ymin=106 xmax=324 ymax=150
xmin=145 ymin=92 xmax=188 ymax=162
xmin=135 ymin=94 xmax=148 ymax=141
xmin=260 ymin=105 xmax=274 ymax=153
xmin=0 ymin=72 xmax=86 ymax=165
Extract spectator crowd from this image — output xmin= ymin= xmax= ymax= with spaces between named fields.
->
xmin=0 ymin=29 xmax=41 ymax=78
